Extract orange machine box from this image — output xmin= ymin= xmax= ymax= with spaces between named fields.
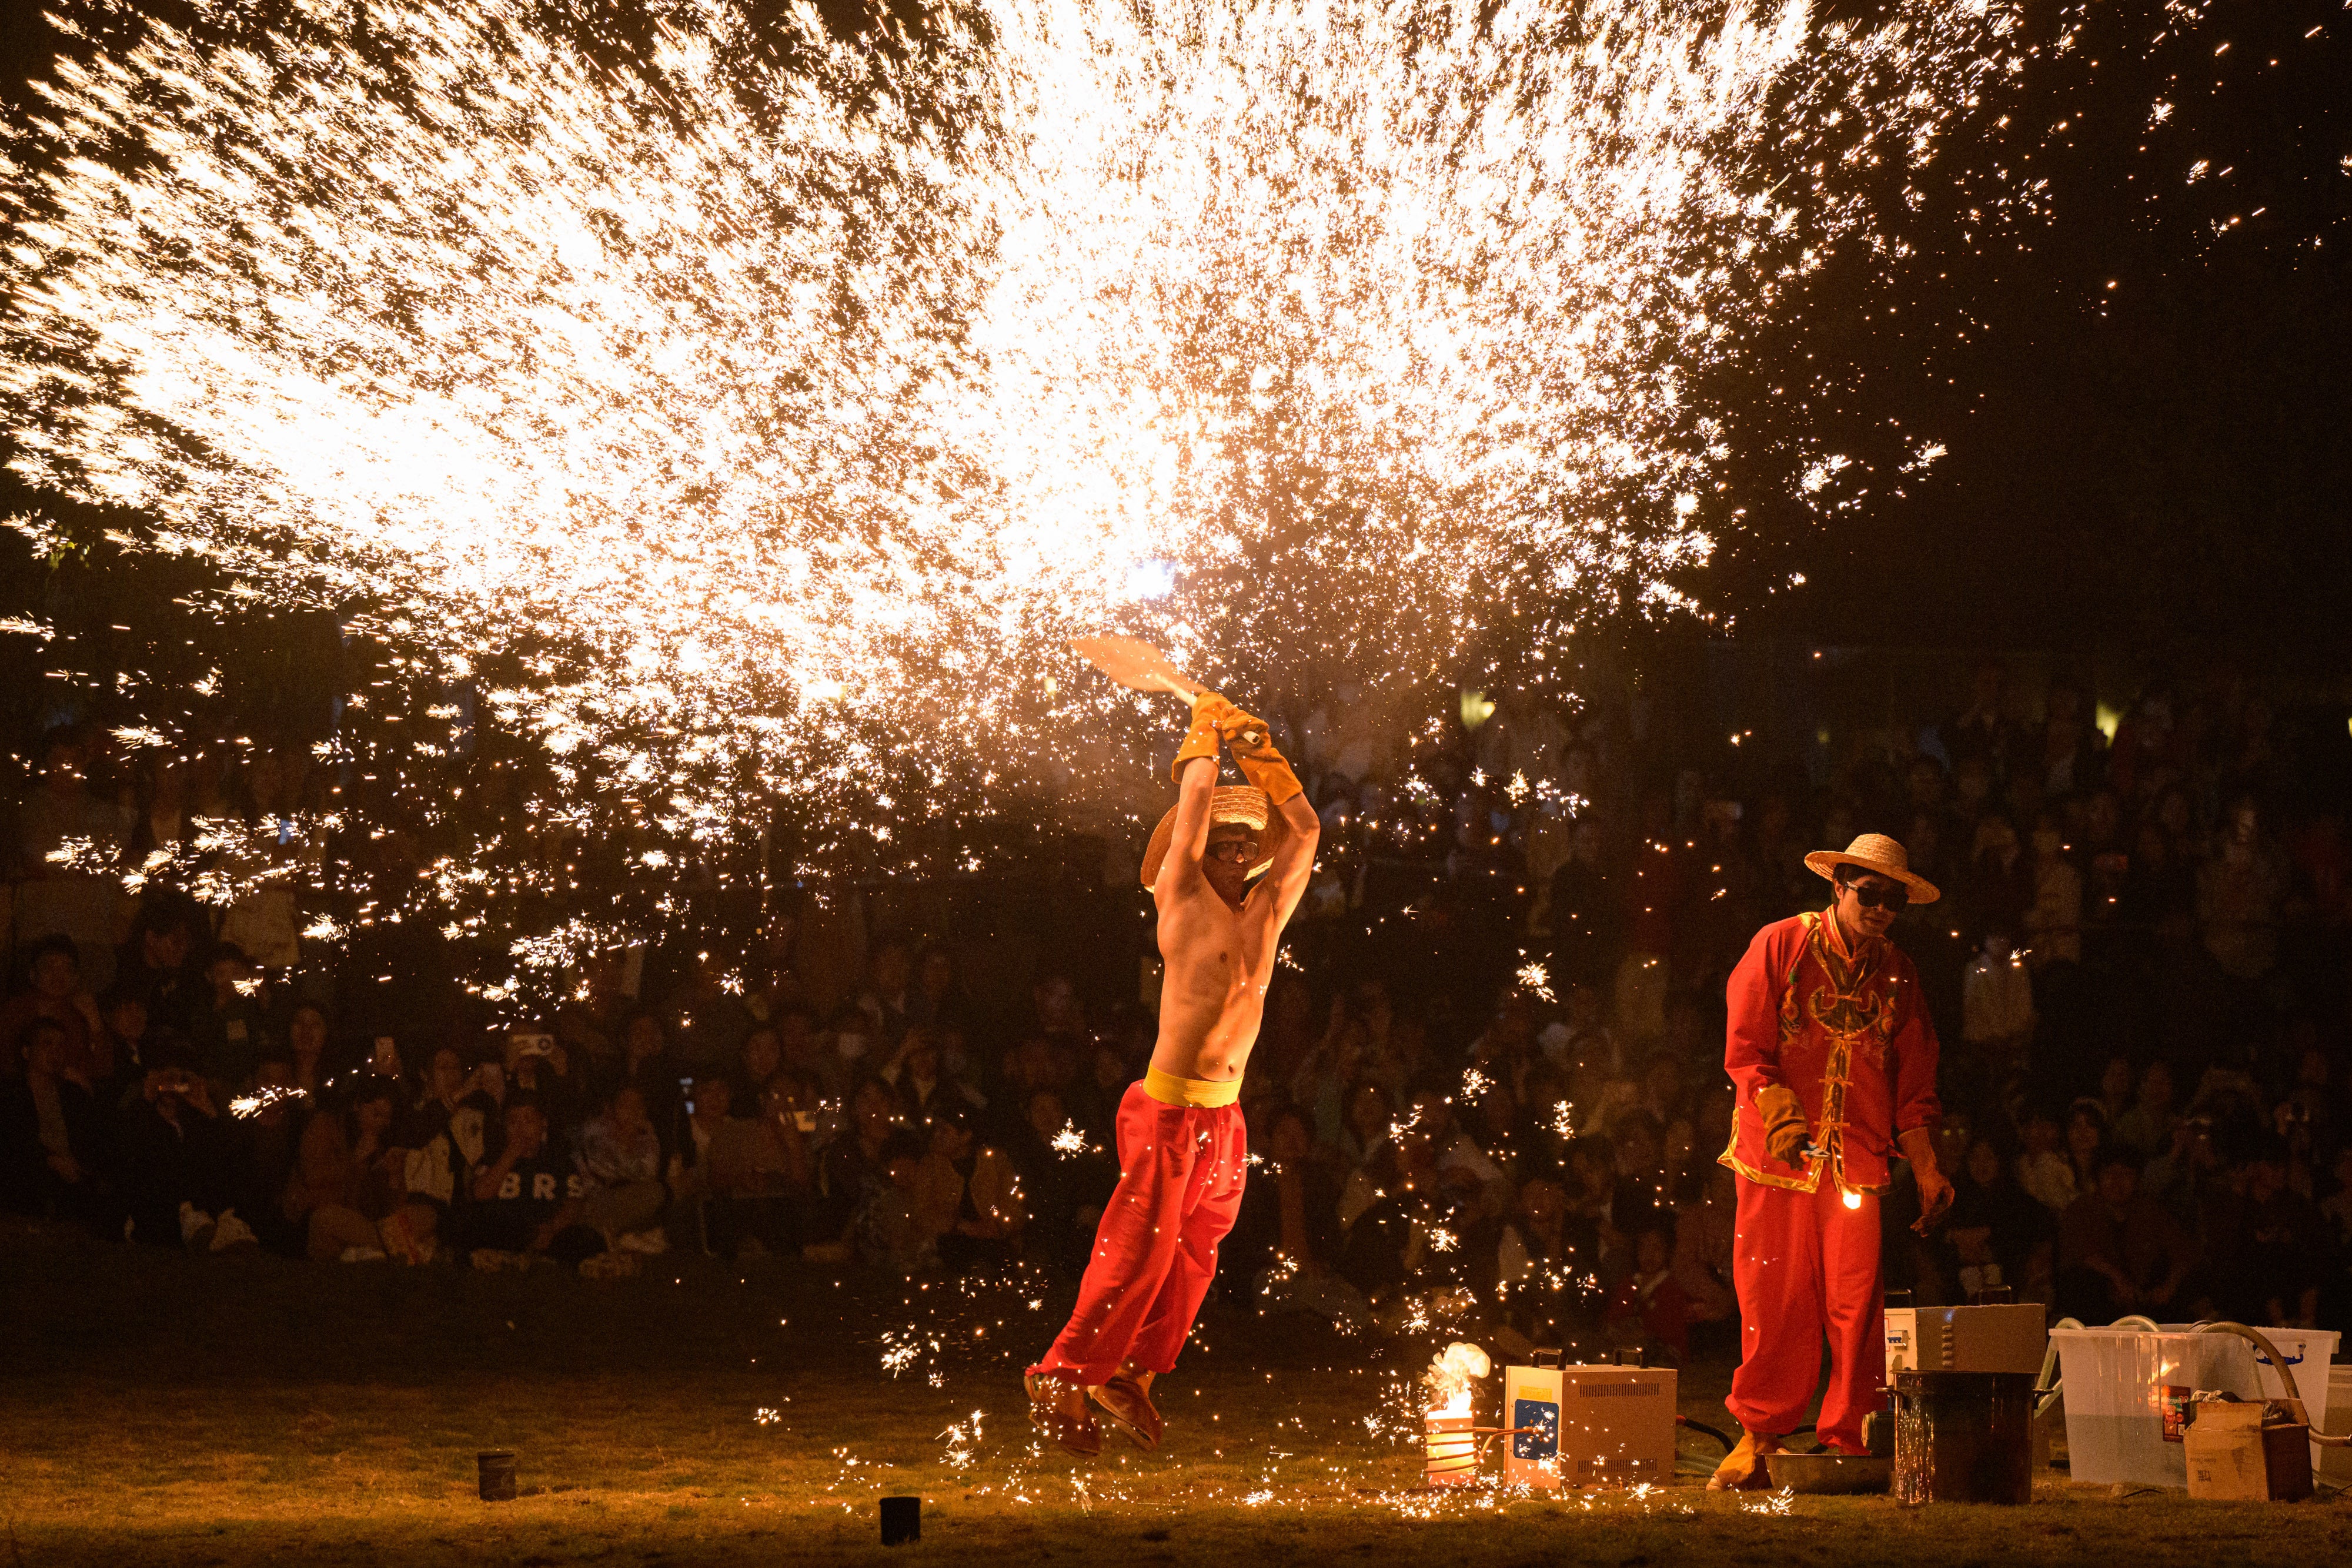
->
xmin=1502 ymin=1363 xmax=1677 ymax=1489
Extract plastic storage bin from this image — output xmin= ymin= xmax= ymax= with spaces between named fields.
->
xmin=2049 ymin=1325 xmax=2338 ymax=1487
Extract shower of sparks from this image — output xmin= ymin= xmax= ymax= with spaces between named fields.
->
xmin=1515 ymin=960 xmax=1555 ymax=1002
xmin=228 ymin=1085 xmax=309 ymax=1117
xmin=0 ymin=0 xmax=2131 ymax=984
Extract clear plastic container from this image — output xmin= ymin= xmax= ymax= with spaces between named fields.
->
xmin=2049 ymin=1325 xmax=2338 ymax=1486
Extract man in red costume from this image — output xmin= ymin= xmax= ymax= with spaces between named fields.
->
xmin=1024 ymin=689 xmax=1319 ymax=1456
xmin=1708 ymin=834 xmax=1954 ymax=1489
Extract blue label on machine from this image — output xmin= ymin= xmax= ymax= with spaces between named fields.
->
xmin=1512 ymin=1399 xmax=1558 ymax=1459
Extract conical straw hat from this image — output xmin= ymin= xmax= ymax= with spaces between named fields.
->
xmin=1803 ymin=833 xmax=1940 ymax=904
xmin=1140 ymin=785 xmax=1288 ymax=890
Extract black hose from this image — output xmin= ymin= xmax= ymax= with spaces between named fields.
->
xmin=1676 ymin=1415 xmax=1733 ymax=1452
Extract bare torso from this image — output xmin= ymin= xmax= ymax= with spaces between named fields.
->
xmin=1149 ymin=880 xmax=1283 ymax=1082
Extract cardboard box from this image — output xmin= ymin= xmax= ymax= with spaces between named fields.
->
xmin=1885 ymin=1304 xmax=2047 ymax=1383
xmin=1502 ymin=1364 xmax=1676 ymax=1489
xmin=2183 ymin=1404 xmax=2313 ymax=1503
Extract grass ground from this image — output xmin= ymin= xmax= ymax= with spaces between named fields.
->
xmin=2 ymin=1219 xmax=2347 ymax=1565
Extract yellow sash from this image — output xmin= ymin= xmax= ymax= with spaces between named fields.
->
xmin=1141 ymin=1066 xmax=1242 ymax=1108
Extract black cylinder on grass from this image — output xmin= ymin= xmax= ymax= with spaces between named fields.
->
xmin=880 ymin=1495 xmax=920 ymax=1546
xmin=477 ymin=1449 xmax=518 ymax=1502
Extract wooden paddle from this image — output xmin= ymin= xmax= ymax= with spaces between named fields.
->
xmin=1068 ymin=636 xmax=1205 ymax=701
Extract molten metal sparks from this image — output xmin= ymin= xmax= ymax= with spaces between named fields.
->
xmin=2 ymin=0 xmax=2071 ymax=978
xmin=228 ymin=1085 xmax=309 ymax=1118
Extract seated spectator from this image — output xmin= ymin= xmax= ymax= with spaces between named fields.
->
xmin=456 ymin=1097 xmax=599 ymax=1266
xmin=908 ymin=944 xmax=970 ymax=1035
xmin=189 ymin=942 xmax=269 ymax=1087
xmin=289 ymin=1078 xmax=409 ymax=1262
xmin=400 ymin=1048 xmax=495 ymax=1225
xmin=1671 ymin=1164 xmax=1739 ymax=1334
xmin=1494 ymin=1172 xmax=1602 ymax=1356
xmin=1542 ymin=982 xmax=1622 ymax=1091
xmin=731 ymin=1025 xmax=783 ymax=1111
xmin=399 ymin=1044 xmax=476 ymax=1148
xmin=1232 ymin=1106 xmax=1362 ymax=1328
xmin=1465 ymin=1076 xmax=1526 ymax=1180
xmin=669 ymin=949 xmax=751 ymax=1075
xmin=112 ymin=898 xmax=202 ymax=1034
xmin=232 ymin=1051 xmax=310 ymax=1255
xmin=2013 ymin=1108 xmax=2075 ymax=1215
xmin=854 ymin=1128 xmax=937 ymax=1276
xmin=912 ymin=1106 xmax=1025 ymax=1274
xmin=1602 ymin=1221 xmax=1690 ymax=1362
xmin=115 ymin=1041 xmax=245 ymax=1250
xmin=1960 ymin=931 xmax=2034 ymax=1064
xmin=2112 ymin=1059 xmax=2179 ymax=1163
xmin=818 ymin=1078 xmax=904 ymax=1244
xmin=700 ymin=1075 xmax=817 ymax=1261
xmin=1938 ymin=1134 xmax=2053 ymax=1303
xmin=505 ymin=1022 xmax=584 ymax=1139
xmin=0 ymin=1015 xmax=111 ymax=1229
xmin=878 ymin=1025 xmax=983 ymax=1122
xmin=1610 ymin=1109 xmax=1672 ymax=1218
xmin=2141 ymin=1112 xmax=2229 ymax=1237
xmin=1338 ymin=1119 xmax=1490 ymax=1315
xmin=1327 ymin=1079 xmax=1394 ymax=1169
xmin=2204 ymin=1138 xmax=2331 ymax=1328
xmin=576 ymin=1084 xmax=670 ymax=1251
xmin=1 ymin=933 xmax=104 ymax=1082
xmin=1001 ymin=1085 xmax=1116 ymax=1276
xmin=98 ymin=989 xmax=151 ymax=1089
xmin=2055 ymin=1149 xmax=2199 ymax=1324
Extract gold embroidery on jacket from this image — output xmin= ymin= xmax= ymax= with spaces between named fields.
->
xmin=1720 ymin=911 xmax=1902 ymax=1195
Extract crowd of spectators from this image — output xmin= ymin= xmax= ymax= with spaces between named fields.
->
xmin=3 ymin=654 xmax=2348 ymax=1361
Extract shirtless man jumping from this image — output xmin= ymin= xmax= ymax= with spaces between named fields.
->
xmin=1024 ymin=690 xmax=1319 ymax=1456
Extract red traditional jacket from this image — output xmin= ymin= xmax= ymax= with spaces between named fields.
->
xmin=1719 ymin=911 xmax=1941 ymax=1195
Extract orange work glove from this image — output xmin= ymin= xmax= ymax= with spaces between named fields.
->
xmin=1170 ymin=691 xmax=1234 ymax=783
xmin=1754 ymin=1084 xmax=1811 ymax=1167
xmin=1218 ymin=707 xmax=1303 ymax=806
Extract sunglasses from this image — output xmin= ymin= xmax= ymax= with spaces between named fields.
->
xmin=1206 ymin=838 xmax=1261 ymax=863
xmin=1845 ymin=878 xmax=1909 ymax=912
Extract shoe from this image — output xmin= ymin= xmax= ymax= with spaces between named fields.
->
xmin=178 ymin=1202 xmax=217 ymax=1251
xmin=1088 ymin=1365 xmax=1162 ymax=1452
xmin=1024 ymin=1370 xmax=1102 ymax=1457
xmin=208 ymin=1209 xmax=261 ymax=1253
xmin=615 ymin=1229 xmax=669 ymax=1255
xmin=1706 ymin=1429 xmax=1780 ymax=1491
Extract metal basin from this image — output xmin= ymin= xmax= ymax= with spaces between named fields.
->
xmin=1763 ymin=1450 xmax=1892 ymax=1495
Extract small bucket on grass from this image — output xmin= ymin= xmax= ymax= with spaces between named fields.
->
xmin=477 ymin=1449 xmax=518 ymax=1502
xmin=880 ymin=1495 xmax=920 ymax=1545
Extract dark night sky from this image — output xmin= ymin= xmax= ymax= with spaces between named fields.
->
xmin=4 ymin=0 xmax=2348 ymax=661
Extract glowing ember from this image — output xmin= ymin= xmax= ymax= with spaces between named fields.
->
xmin=227 ymin=1086 xmax=309 ymax=1118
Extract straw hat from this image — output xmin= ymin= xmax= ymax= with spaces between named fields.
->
xmin=1139 ymin=785 xmax=1289 ymax=890
xmin=1803 ymin=833 xmax=1940 ymax=905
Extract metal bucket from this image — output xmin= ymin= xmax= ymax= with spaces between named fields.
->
xmin=476 ymin=1449 xmax=517 ymax=1502
xmin=1891 ymin=1371 xmax=2034 ymax=1505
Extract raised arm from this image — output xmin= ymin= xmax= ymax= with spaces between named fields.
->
xmin=1261 ymin=791 xmax=1320 ymax=929
xmin=1152 ymin=694 xmax=1225 ymax=911
xmin=1219 ymin=701 xmax=1318 ymax=930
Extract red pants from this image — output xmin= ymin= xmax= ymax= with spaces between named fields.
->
xmin=1726 ymin=1174 xmax=1885 ymax=1453
xmin=1029 ymin=1081 xmax=1247 ymax=1385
